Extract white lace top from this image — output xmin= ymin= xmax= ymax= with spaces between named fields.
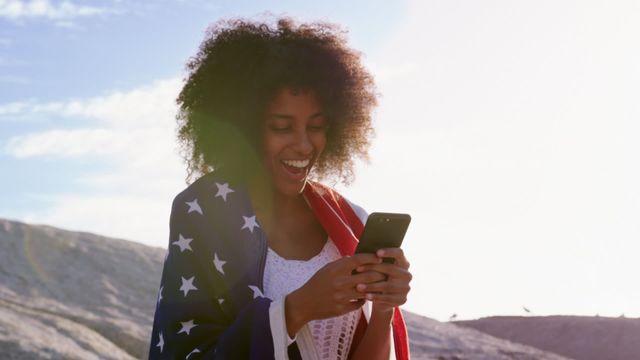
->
xmin=263 ymin=238 xmax=362 ymax=360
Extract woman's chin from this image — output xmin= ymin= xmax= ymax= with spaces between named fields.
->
xmin=272 ymin=164 xmax=310 ymax=196
xmin=270 ymin=174 xmax=308 ymax=197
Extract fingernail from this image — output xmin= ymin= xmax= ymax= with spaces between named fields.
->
xmin=357 ymin=284 xmax=366 ymax=291
xmin=377 ymin=249 xmax=384 ymax=257
xmin=366 ymin=293 xmax=373 ymax=300
xmin=356 ymin=266 xmax=365 ymax=272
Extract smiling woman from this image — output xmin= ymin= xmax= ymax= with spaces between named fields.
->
xmin=148 ymin=16 xmax=412 ymax=360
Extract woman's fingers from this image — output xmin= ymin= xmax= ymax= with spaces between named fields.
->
xmin=355 ymin=279 xmax=410 ymax=295
xmin=376 ymin=248 xmax=410 ymax=269
xmin=329 ymin=253 xmax=381 ymax=275
xmin=332 ymin=270 xmax=383 ymax=290
xmin=303 ymin=252 xmax=410 ymax=319
xmin=350 ymin=250 xmax=412 ymax=309
xmin=336 ymin=288 xmax=369 ymax=302
xmin=356 ymin=262 xmax=412 ymax=281
xmin=348 ymin=253 xmax=383 ymax=267
xmin=349 ymin=270 xmax=386 ymax=284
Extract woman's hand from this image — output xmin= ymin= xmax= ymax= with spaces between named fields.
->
xmin=353 ymin=248 xmax=412 ymax=315
xmin=285 ymin=253 xmax=386 ymax=336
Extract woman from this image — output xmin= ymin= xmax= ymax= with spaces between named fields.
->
xmin=148 ymin=17 xmax=412 ymax=359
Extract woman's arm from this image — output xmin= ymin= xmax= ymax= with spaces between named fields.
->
xmin=350 ymin=308 xmax=393 ymax=360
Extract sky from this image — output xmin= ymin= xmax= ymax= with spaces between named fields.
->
xmin=1 ymin=0 xmax=639 ymax=322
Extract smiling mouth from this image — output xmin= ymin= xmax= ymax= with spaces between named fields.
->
xmin=282 ymin=159 xmax=310 ymax=168
xmin=280 ymin=158 xmax=311 ymax=178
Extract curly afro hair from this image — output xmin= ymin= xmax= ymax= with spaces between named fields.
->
xmin=176 ymin=17 xmax=378 ymax=185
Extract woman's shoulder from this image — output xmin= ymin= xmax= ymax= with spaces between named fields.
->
xmin=170 ymin=171 xmax=231 ymax=209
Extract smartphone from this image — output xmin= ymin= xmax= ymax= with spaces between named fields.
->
xmin=354 ymin=212 xmax=411 ymax=264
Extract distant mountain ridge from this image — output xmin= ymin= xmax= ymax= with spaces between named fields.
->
xmin=455 ymin=315 xmax=640 ymax=360
xmin=0 ymin=217 xmax=624 ymax=359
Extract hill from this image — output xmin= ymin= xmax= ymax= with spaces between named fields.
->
xmin=455 ymin=315 xmax=640 ymax=360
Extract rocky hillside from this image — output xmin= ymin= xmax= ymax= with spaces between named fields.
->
xmin=455 ymin=315 xmax=640 ymax=360
xmin=0 ymin=218 xmax=165 ymax=359
xmin=1 ymin=218 xmax=575 ymax=359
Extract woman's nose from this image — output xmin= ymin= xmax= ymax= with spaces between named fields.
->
xmin=292 ymin=128 xmax=313 ymax=154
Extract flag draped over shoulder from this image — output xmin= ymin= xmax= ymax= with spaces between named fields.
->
xmin=148 ymin=172 xmax=410 ymax=359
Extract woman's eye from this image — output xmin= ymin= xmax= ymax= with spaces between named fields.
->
xmin=308 ymin=124 xmax=327 ymax=131
xmin=270 ymin=126 xmax=291 ymax=132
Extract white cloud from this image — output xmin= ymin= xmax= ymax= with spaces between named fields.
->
xmin=0 ymin=0 xmax=113 ymax=21
xmin=5 ymin=128 xmax=121 ymax=157
xmin=0 ymin=78 xmax=180 ymax=128
xmin=3 ymin=77 xmax=188 ymax=248
xmin=0 ymin=100 xmax=31 ymax=115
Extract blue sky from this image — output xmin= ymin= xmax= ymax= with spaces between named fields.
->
xmin=0 ymin=0 xmax=405 ymax=224
xmin=2 ymin=0 xmax=639 ymax=322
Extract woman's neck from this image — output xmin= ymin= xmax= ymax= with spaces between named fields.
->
xmin=248 ymin=178 xmax=311 ymax=231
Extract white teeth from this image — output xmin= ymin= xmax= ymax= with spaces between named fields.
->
xmin=282 ymin=159 xmax=310 ymax=168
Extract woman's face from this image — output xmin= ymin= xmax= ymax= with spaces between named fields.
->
xmin=261 ymin=87 xmax=328 ymax=197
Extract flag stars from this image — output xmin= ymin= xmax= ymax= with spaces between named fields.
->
xmin=215 ymin=182 xmax=234 ymax=202
xmin=172 ymin=234 xmax=193 ymax=252
xmin=178 ymin=319 xmax=198 ymax=335
xmin=186 ymin=348 xmax=201 ymax=359
xmin=179 ymin=276 xmax=198 ymax=297
xmin=157 ymin=285 xmax=163 ymax=303
xmin=156 ymin=332 xmax=164 ymax=353
xmin=241 ymin=215 xmax=260 ymax=233
xmin=186 ymin=199 xmax=203 ymax=215
xmin=213 ymin=253 xmax=226 ymax=275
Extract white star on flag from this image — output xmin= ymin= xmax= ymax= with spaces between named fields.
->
xmin=248 ymin=285 xmax=264 ymax=299
xmin=215 ymin=182 xmax=234 ymax=202
xmin=213 ymin=253 xmax=226 ymax=275
xmin=156 ymin=332 xmax=164 ymax=353
xmin=218 ymin=298 xmax=224 ymax=304
xmin=241 ymin=215 xmax=260 ymax=233
xmin=186 ymin=349 xmax=201 ymax=359
xmin=179 ymin=276 xmax=198 ymax=297
xmin=172 ymin=234 xmax=193 ymax=252
xmin=157 ymin=285 xmax=163 ymax=303
xmin=178 ymin=319 xmax=198 ymax=335
xmin=186 ymin=199 xmax=203 ymax=215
